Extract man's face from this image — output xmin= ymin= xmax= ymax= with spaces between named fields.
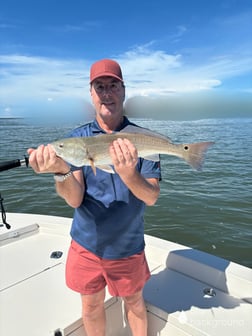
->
xmin=90 ymin=76 xmax=125 ymax=122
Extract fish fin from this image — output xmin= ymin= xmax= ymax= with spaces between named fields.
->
xmin=120 ymin=125 xmax=141 ymax=133
xmin=89 ymin=159 xmax=96 ymax=175
xmin=120 ymin=125 xmax=171 ymax=141
xmin=182 ymin=142 xmax=215 ymax=170
xmin=97 ymin=165 xmax=115 ymax=174
xmin=142 ymin=154 xmax=160 ymax=162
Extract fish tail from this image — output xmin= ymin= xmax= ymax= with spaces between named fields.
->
xmin=182 ymin=142 xmax=214 ymax=170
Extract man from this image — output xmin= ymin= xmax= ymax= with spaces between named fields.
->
xmin=28 ymin=59 xmax=161 ymax=336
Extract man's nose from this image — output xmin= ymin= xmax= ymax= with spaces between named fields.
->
xmin=101 ymin=87 xmax=112 ymax=95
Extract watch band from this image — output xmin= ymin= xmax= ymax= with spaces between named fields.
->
xmin=54 ymin=170 xmax=72 ymax=182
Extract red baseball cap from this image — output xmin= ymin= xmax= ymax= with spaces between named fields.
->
xmin=90 ymin=59 xmax=123 ymax=83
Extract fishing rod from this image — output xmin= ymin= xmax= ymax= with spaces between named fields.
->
xmin=0 ymin=156 xmax=29 ymax=229
xmin=0 ymin=156 xmax=29 ymax=172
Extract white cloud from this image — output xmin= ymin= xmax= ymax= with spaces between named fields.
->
xmin=0 ymin=106 xmax=13 ymax=117
xmin=47 ymin=21 xmax=101 ymax=33
xmin=4 ymin=107 xmax=12 ymax=114
xmin=0 ymin=54 xmax=88 ymax=101
xmin=0 ymin=45 xmax=251 ymax=117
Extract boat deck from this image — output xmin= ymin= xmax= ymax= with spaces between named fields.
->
xmin=0 ymin=213 xmax=251 ymax=335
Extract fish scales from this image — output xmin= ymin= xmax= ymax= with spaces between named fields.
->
xmin=86 ymin=133 xmax=175 ymax=158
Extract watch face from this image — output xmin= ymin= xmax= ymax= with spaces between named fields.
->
xmin=54 ymin=170 xmax=72 ymax=182
xmin=54 ymin=175 xmax=64 ymax=182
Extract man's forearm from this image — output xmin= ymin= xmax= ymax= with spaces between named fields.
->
xmin=55 ymin=173 xmax=85 ymax=208
xmin=120 ymin=170 xmax=160 ymax=206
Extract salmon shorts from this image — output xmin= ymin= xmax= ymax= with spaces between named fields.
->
xmin=65 ymin=240 xmax=151 ymax=297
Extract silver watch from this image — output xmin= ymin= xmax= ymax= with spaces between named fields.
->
xmin=54 ymin=170 xmax=72 ymax=182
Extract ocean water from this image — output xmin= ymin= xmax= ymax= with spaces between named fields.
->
xmin=0 ymin=117 xmax=251 ymax=268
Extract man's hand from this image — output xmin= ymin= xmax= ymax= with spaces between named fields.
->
xmin=109 ymin=138 xmax=138 ymax=177
xmin=109 ymin=138 xmax=160 ymax=205
xmin=27 ymin=144 xmax=70 ymax=174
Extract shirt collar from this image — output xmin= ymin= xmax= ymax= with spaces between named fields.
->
xmin=91 ymin=116 xmax=130 ymax=134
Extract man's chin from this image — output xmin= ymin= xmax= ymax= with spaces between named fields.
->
xmin=101 ymin=104 xmax=115 ymax=113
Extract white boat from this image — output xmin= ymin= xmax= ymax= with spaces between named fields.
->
xmin=0 ymin=212 xmax=251 ymax=336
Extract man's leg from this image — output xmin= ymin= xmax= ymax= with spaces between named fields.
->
xmin=81 ymin=288 xmax=106 ymax=336
xmin=123 ymin=290 xmax=148 ymax=336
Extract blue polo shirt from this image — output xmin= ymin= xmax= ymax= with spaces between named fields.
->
xmin=68 ymin=117 xmax=161 ymax=259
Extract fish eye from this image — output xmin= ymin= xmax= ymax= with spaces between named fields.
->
xmin=59 ymin=143 xmax=64 ymax=148
xmin=184 ymin=145 xmax=189 ymax=151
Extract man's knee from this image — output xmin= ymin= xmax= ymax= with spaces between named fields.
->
xmin=123 ymin=291 xmax=145 ymax=313
xmin=82 ymin=302 xmax=104 ymax=321
xmin=81 ymin=290 xmax=105 ymax=320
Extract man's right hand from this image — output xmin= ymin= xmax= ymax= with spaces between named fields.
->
xmin=27 ymin=144 xmax=70 ymax=174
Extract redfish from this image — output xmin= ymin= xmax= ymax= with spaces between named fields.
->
xmin=51 ymin=125 xmax=214 ymax=174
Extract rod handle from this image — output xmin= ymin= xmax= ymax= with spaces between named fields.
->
xmin=0 ymin=158 xmax=28 ymax=172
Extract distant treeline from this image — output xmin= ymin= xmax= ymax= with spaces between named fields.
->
xmin=0 ymin=117 xmax=25 ymax=126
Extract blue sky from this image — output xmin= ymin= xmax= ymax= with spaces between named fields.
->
xmin=0 ymin=0 xmax=251 ymax=121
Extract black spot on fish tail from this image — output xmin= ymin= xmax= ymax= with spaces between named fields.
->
xmin=183 ymin=141 xmax=215 ymax=170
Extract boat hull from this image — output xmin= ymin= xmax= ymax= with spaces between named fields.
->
xmin=0 ymin=213 xmax=251 ymax=335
